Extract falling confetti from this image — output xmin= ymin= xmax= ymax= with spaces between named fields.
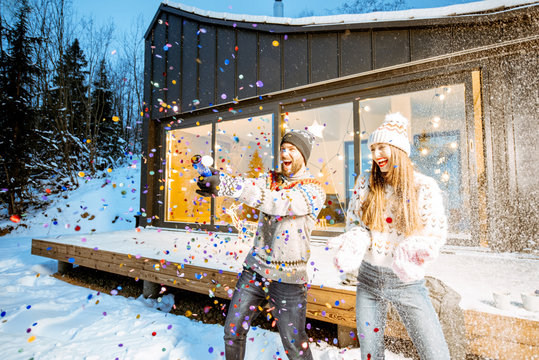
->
xmin=10 ymin=215 xmax=21 ymax=223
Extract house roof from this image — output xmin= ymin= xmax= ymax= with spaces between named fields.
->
xmin=161 ymin=0 xmax=537 ymax=26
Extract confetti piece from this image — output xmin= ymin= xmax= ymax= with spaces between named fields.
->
xmin=272 ymin=40 xmax=279 ymax=47
xmin=10 ymin=215 xmax=21 ymax=223
xmin=152 ymin=331 xmax=157 ymax=336
xmin=209 ymin=347 xmax=214 ymax=353
xmin=68 ymin=257 xmax=75 ymax=263
xmin=78 ymin=172 xmax=85 ymax=177
xmin=386 ymin=217 xmax=393 ymax=223
xmin=28 ymin=335 xmax=36 ymax=343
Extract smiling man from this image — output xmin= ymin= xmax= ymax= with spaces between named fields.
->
xmin=196 ymin=129 xmax=326 ymax=360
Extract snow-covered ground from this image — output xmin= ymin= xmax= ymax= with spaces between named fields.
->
xmin=0 ymin=161 xmax=411 ymax=360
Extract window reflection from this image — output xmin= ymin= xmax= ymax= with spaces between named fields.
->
xmin=214 ymin=114 xmax=274 ymax=232
xmin=165 ymin=125 xmax=212 ymax=224
xmin=285 ymin=103 xmax=355 ymax=230
xmin=359 ymin=84 xmax=471 ymax=240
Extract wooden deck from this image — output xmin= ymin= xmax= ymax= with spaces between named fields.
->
xmin=32 ymin=238 xmax=539 ymax=359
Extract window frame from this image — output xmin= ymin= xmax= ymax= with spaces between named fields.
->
xmin=152 ymin=67 xmax=485 ymax=245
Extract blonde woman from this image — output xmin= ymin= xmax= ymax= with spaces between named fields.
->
xmin=330 ymin=113 xmax=450 ymax=360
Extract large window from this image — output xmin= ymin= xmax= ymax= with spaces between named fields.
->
xmin=165 ymin=125 xmax=213 ymax=224
xmin=359 ymin=84 xmax=471 ymax=240
xmin=285 ymin=103 xmax=355 ymax=230
xmin=214 ymin=114 xmax=274 ymax=230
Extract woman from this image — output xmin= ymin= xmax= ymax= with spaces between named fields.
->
xmin=330 ymin=112 xmax=451 ymax=360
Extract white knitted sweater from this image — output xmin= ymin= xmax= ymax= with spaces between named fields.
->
xmin=331 ymin=172 xmax=447 ymax=280
xmin=219 ymin=171 xmax=326 ymax=284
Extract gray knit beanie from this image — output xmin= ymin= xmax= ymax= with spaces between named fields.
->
xmin=280 ymin=129 xmax=316 ymax=164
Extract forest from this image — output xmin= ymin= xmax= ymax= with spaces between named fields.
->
xmin=0 ymin=0 xmax=144 ymax=216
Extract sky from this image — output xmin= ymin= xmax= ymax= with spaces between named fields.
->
xmin=73 ymin=0 xmax=474 ymax=38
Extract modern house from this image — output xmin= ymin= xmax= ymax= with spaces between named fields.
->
xmin=140 ymin=0 xmax=539 ymax=252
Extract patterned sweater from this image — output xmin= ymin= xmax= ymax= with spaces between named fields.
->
xmin=219 ymin=171 xmax=326 ymax=284
xmin=332 ymin=172 xmax=447 ymax=280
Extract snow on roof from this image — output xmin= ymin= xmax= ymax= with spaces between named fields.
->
xmin=162 ymin=0 xmax=537 ymax=26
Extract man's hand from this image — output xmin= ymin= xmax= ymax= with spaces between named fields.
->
xmin=196 ymin=167 xmax=220 ymax=197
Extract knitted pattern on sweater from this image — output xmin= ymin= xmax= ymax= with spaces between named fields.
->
xmin=219 ymin=171 xmax=326 ymax=284
xmin=341 ymin=172 xmax=447 ymax=273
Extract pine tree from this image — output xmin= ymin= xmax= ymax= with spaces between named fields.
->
xmin=338 ymin=0 xmax=405 ymax=13
xmin=49 ymin=38 xmax=90 ymax=180
xmin=91 ymin=58 xmax=122 ymax=169
xmin=0 ymin=0 xmax=41 ymax=215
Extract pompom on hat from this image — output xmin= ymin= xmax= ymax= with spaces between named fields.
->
xmin=368 ymin=112 xmax=411 ymax=156
xmin=280 ymin=129 xmax=316 ymax=164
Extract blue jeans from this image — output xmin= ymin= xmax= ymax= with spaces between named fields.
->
xmin=224 ymin=268 xmax=313 ymax=360
xmin=355 ymin=262 xmax=450 ymax=360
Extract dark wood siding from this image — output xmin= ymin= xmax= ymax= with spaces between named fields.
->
xmin=283 ymin=34 xmax=309 ymax=88
xmin=311 ymin=33 xmax=339 ymax=83
xmin=199 ymin=25 xmax=217 ymax=107
xmin=373 ymin=29 xmax=410 ymax=69
xmin=237 ymin=31 xmax=258 ymax=99
xmin=167 ymin=15 xmax=182 ymax=113
xmin=181 ymin=20 xmax=198 ymax=111
xmin=216 ymin=27 xmax=236 ymax=104
xmin=411 ymin=26 xmax=452 ymax=61
xmin=340 ymin=31 xmax=372 ymax=76
xmin=151 ymin=15 xmax=167 ymax=119
xmin=258 ymin=33 xmax=281 ymax=93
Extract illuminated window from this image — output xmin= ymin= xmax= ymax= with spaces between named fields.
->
xmin=213 ymin=114 xmax=274 ymax=230
xmin=284 ymin=103 xmax=355 ymax=230
xmin=359 ymin=84 xmax=471 ymax=239
xmin=165 ymin=125 xmax=212 ymax=224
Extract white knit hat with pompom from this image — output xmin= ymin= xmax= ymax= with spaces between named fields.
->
xmin=368 ymin=112 xmax=411 ymax=156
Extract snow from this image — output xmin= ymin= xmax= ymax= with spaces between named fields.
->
xmin=1 ymin=160 xmax=537 ymax=359
xmin=0 ymin=162 xmax=409 ymax=360
xmin=162 ymin=0 xmax=537 ymax=26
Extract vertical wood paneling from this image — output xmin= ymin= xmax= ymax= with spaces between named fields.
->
xmin=167 ymin=16 xmax=182 ymax=113
xmin=237 ymin=31 xmax=258 ymax=99
xmin=151 ymin=16 xmax=167 ymax=119
xmin=141 ymin=36 xmax=153 ymax=221
xmin=181 ymin=20 xmax=198 ymax=111
xmin=199 ymin=25 xmax=216 ymax=107
xmin=283 ymin=34 xmax=308 ymax=89
xmin=411 ymin=26 xmax=452 ymax=61
xmin=311 ymin=33 xmax=338 ymax=83
xmin=373 ymin=30 xmax=410 ymax=69
xmin=340 ymin=31 xmax=372 ymax=76
xmin=216 ymin=27 xmax=236 ymax=105
xmin=258 ymin=33 xmax=281 ymax=94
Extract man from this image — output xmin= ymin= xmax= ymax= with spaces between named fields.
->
xmin=196 ymin=130 xmax=326 ymax=360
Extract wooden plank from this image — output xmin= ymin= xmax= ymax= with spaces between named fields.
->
xmin=311 ymin=33 xmax=338 ymax=83
xmin=258 ymin=33 xmax=281 ymax=94
xmin=198 ymin=25 xmax=216 ymax=107
xmin=468 ymin=336 xmax=539 ymax=360
xmin=31 ymin=239 xmax=539 ymax=359
xmin=236 ymin=31 xmax=258 ymax=99
xmin=373 ymin=29 xmax=410 ymax=69
xmin=340 ymin=31 xmax=372 ymax=76
xmin=465 ymin=310 xmax=539 ymax=346
xmin=283 ymin=34 xmax=308 ymax=89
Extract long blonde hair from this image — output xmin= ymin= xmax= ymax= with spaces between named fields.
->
xmin=360 ymin=145 xmax=422 ymax=236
